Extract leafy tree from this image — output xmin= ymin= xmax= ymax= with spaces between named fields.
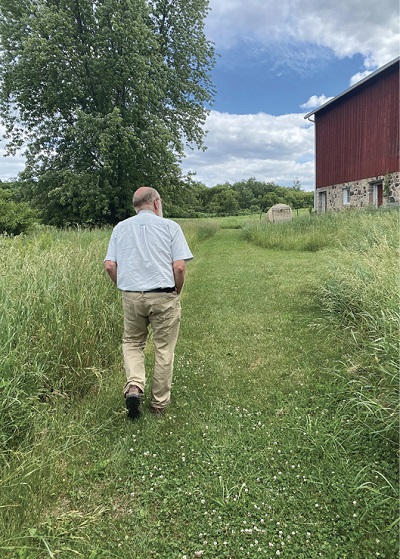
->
xmin=0 ymin=0 xmax=215 ymax=226
xmin=184 ymin=178 xmax=315 ymax=217
xmin=0 ymin=182 xmax=38 ymax=234
xmin=292 ymin=178 xmax=302 ymax=191
xmin=159 ymin=179 xmax=207 ymax=217
xmin=261 ymin=191 xmax=282 ymax=211
xmin=285 ymin=188 xmax=314 ymax=210
xmin=213 ymin=188 xmax=239 ymax=216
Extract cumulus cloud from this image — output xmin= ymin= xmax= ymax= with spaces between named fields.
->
xmin=182 ymin=110 xmax=315 ymax=189
xmin=349 ymin=70 xmax=374 ymax=86
xmin=300 ymin=95 xmax=334 ymax=110
xmin=207 ymin=0 xmax=399 ymax=71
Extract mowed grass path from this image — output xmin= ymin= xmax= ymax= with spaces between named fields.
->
xmin=3 ymin=228 xmax=395 ymax=558
xmin=180 ymin=228 xmax=333 ymax=408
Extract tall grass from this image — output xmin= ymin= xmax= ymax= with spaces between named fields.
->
xmin=0 ymin=228 xmax=121 ymax=451
xmin=178 ymin=218 xmax=220 ymax=244
xmin=241 ymin=212 xmax=332 ymax=251
xmin=242 ymin=207 xmax=398 ymax=252
xmin=0 ymin=221 xmax=219 ymax=453
xmin=319 ymin=212 xmax=399 ymax=446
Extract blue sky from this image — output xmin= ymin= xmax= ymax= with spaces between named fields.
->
xmin=1 ymin=0 xmax=399 ymax=191
xmin=209 ymin=49 xmax=366 ymax=116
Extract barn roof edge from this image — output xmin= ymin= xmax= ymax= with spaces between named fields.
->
xmin=303 ymin=56 xmax=400 ymax=120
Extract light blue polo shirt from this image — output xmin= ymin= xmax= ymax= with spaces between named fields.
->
xmin=104 ymin=210 xmax=193 ymax=291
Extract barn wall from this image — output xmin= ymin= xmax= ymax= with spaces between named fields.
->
xmin=316 ymin=172 xmax=400 ymax=213
xmin=315 ymin=63 xmax=399 ymax=189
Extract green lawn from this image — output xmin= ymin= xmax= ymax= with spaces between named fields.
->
xmin=0 ymin=218 xmax=397 ymax=558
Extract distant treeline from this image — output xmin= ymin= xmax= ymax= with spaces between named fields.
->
xmin=0 ymin=177 xmax=314 ymax=233
xmin=161 ymin=177 xmax=314 ymax=219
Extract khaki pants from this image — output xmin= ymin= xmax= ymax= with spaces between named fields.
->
xmin=121 ymin=291 xmax=181 ymax=409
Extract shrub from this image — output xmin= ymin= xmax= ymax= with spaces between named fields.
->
xmin=0 ymin=188 xmax=38 ymax=235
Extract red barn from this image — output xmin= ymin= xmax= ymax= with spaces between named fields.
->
xmin=305 ymin=57 xmax=399 ymax=213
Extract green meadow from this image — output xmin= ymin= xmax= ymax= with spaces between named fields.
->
xmin=0 ymin=208 xmax=398 ymax=558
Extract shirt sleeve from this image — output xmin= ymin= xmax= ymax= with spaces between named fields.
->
xmin=171 ymin=225 xmax=193 ymax=262
xmin=104 ymin=228 xmax=117 ymax=262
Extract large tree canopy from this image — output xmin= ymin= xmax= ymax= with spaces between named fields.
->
xmin=0 ymin=0 xmax=215 ymax=225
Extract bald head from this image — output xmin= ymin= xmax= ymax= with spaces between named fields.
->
xmin=133 ymin=187 xmax=159 ymax=210
xmin=133 ymin=186 xmax=163 ymax=216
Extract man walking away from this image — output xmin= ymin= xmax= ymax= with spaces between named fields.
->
xmin=104 ymin=186 xmax=193 ymax=419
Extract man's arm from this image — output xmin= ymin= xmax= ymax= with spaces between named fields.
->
xmin=104 ymin=260 xmax=118 ymax=284
xmin=173 ymin=260 xmax=186 ymax=294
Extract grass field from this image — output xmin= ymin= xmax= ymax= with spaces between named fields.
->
xmin=0 ymin=208 xmax=398 ymax=558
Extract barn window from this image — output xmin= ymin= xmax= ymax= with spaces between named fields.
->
xmin=342 ymin=187 xmax=350 ymax=205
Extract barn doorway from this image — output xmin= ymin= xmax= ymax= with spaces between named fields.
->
xmin=319 ymin=191 xmax=327 ymax=213
xmin=373 ymin=182 xmax=383 ymax=207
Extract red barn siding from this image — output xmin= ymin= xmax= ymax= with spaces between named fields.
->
xmin=315 ymin=63 xmax=399 ymax=189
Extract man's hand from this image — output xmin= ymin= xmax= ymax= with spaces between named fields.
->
xmin=173 ymin=260 xmax=186 ymax=294
xmin=104 ymin=260 xmax=118 ymax=284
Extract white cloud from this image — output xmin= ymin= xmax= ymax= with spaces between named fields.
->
xmin=300 ymin=95 xmax=334 ymax=110
xmin=207 ymin=0 xmax=399 ymax=70
xmin=349 ymin=70 xmax=374 ymax=86
xmin=182 ymin=110 xmax=315 ymax=190
xmin=1 ymin=111 xmax=316 ymax=190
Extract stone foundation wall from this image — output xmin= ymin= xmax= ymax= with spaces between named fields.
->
xmin=316 ymin=172 xmax=400 ymax=213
